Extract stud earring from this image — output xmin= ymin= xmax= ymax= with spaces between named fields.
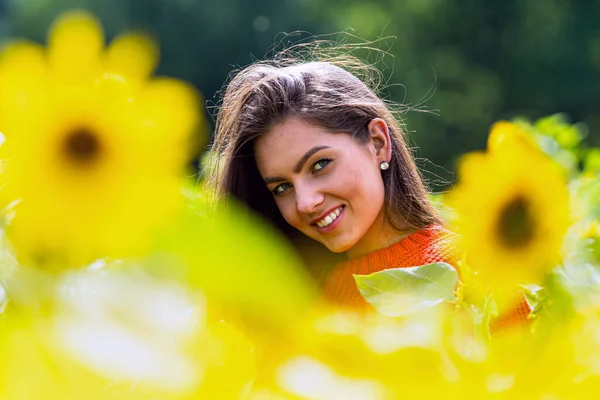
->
xmin=380 ymin=161 xmax=389 ymax=170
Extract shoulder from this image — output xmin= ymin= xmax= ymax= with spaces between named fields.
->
xmin=398 ymin=224 xmax=461 ymax=269
xmin=328 ymin=224 xmax=461 ymax=278
xmin=320 ymin=224 xmax=462 ymax=305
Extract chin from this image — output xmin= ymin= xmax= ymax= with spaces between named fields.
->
xmin=323 ymin=240 xmax=355 ymax=254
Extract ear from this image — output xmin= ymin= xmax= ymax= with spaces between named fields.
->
xmin=367 ymin=118 xmax=392 ymax=164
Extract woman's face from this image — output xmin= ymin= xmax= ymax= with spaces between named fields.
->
xmin=254 ymin=117 xmax=392 ymax=257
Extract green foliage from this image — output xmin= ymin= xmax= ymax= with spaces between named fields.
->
xmin=3 ymin=0 xmax=599 ymax=185
xmin=585 ymin=148 xmax=600 ymax=174
xmin=299 ymin=0 xmax=600 ymax=184
xmin=354 ymin=262 xmax=458 ymax=317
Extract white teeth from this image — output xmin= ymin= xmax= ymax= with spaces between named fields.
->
xmin=315 ymin=207 xmax=343 ymax=228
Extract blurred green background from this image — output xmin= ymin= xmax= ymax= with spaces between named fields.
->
xmin=2 ymin=0 xmax=599 ymax=188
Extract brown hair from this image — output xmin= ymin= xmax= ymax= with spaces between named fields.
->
xmin=208 ymin=48 xmax=442 ymax=267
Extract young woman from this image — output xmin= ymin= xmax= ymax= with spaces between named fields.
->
xmin=209 ymin=54 xmax=529 ymax=327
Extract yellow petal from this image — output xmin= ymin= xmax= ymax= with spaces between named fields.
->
xmin=47 ymin=10 xmax=104 ymax=85
xmin=487 ymin=120 xmax=537 ymax=154
xmin=455 ymin=151 xmax=487 ymax=184
xmin=105 ymin=32 xmax=158 ymax=82
xmin=95 ymin=71 xmax=136 ymax=101
xmin=0 ymin=41 xmax=48 ymax=134
xmin=137 ymin=78 xmax=204 ymax=167
xmin=0 ymin=40 xmax=46 ymax=71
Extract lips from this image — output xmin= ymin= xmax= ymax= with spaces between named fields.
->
xmin=310 ymin=205 xmax=345 ymax=228
xmin=317 ymin=207 xmax=342 ymax=228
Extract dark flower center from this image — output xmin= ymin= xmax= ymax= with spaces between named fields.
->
xmin=497 ymin=196 xmax=535 ymax=248
xmin=63 ymin=128 xmax=101 ymax=165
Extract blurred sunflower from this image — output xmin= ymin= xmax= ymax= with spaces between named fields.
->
xmin=0 ymin=11 xmax=202 ymax=265
xmin=448 ymin=121 xmax=570 ymax=293
xmin=0 ymin=266 xmax=256 ymax=399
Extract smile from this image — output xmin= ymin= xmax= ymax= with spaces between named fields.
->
xmin=315 ymin=206 xmax=344 ymax=228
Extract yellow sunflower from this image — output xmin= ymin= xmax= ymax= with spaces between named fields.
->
xmin=0 ymin=11 xmax=202 ymax=266
xmin=448 ymin=121 xmax=570 ymax=293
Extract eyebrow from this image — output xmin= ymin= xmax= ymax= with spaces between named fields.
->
xmin=263 ymin=145 xmax=330 ymax=185
xmin=264 ymin=176 xmax=286 ymax=185
xmin=294 ymin=145 xmax=330 ymax=173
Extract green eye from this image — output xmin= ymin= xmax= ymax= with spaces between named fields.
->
xmin=272 ymin=182 xmax=291 ymax=196
xmin=312 ymin=158 xmax=331 ymax=172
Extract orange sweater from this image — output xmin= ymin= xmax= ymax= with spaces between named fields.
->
xmin=321 ymin=225 xmax=530 ymax=328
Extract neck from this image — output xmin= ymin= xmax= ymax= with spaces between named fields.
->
xmin=346 ymin=212 xmax=413 ymax=260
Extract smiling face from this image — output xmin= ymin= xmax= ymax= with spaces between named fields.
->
xmin=254 ymin=117 xmax=400 ymax=258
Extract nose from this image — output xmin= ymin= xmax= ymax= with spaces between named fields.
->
xmin=295 ymin=183 xmax=324 ymax=216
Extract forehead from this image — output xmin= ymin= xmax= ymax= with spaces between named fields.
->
xmin=254 ymin=118 xmax=349 ymax=172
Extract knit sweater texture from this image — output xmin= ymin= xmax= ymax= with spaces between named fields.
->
xmin=320 ymin=225 xmax=531 ymax=328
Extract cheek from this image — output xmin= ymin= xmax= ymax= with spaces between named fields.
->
xmin=274 ymin=197 xmax=301 ymax=227
xmin=333 ymin=159 xmax=385 ymax=210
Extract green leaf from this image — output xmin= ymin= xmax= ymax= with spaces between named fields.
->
xmin=533 ymin=113 xmax=585 ymax=149
xmin=354 ymin=263 xmax=459 ymax=317
xmin=585 ymin=149 xmax=600 ymax=174
xmin=154 ymin=194 xmax=319 ymax=329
